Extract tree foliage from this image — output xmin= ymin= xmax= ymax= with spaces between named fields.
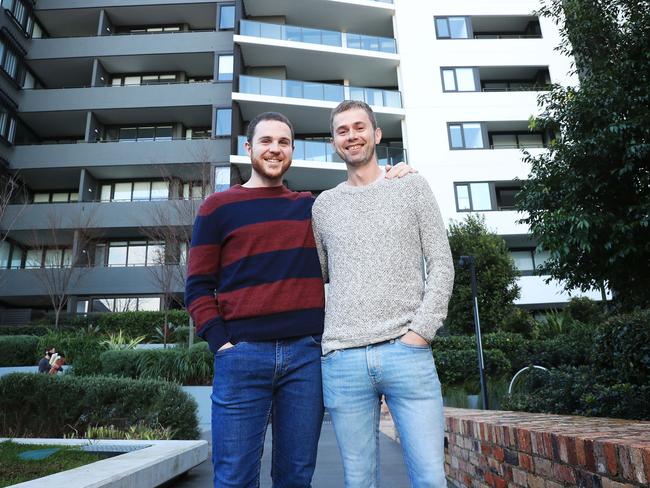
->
xmin=444 ymin=215 xmax=520 ymax=335
xmin=516 ymin=0 xmax=650 ymax=310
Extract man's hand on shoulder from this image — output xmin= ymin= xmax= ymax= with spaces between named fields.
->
xmin=385 ymin=162 xmax=418 ymax=179
xmin=400 ymin=330 xmax=428 ymax=346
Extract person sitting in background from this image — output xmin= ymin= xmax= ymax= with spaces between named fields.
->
xmin=37 ymin=348 xmax=53 ymax=373
xmin=49 ymin=352 xmax=65 ymax=375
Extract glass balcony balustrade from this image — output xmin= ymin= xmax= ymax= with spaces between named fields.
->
xmin=240 ymin=20 xmax=396 ymax=54
xmin=237 ymin=135 xmax=406 ymax=166
xmin=239 ymin=75 xmax=402 ymax=108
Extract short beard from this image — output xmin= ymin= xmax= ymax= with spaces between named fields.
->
xmin=337 ymin=144 xmax=376 ymax=167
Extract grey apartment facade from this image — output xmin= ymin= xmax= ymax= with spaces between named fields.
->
xmin=0 ymin=0 xmax=599 ymax=324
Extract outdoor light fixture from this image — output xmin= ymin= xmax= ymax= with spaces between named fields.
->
xmin=458 ymin=255 xmax=489 ymax=410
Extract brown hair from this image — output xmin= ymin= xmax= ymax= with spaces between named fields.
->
xmin=330 ymin=100 xmax=378 ymax=136
xmin=246 ymin=111 xmax=294 ymax=145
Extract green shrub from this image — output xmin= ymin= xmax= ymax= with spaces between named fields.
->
xmin=0 ymin=373 xmax=199 ymax=439
xmin=499 ymin=308 xmax=537 ymax=337
xmin=98 ymin=343 xmax=213 ymax=385
xmin=502 ymin=367 xmax=650 ymax=421
xmin=565 ymin=297 xmax=606 ymax=324
xmin=100 ymin=349 xmax=140 ymax=378
xmin=433 ymin=349 xmax=511 ymax=386
xmin=0 ymin=326 xmax=52 ymax=336
xmin=0 ymin=336 xmax=40 ymax=366
xmin=592 ymin=309 xmax=650 ymax=385
xmin=37 ymin=331 xmax=107 ymax=375
xmin=31 ymin=310 xmax=191 ymax=341
xmin=526 ymin=336 xmax=593 ymax=368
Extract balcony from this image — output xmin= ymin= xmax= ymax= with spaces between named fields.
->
xmin=17 ymin=82 xmax=229 ymax=114
xmin=441 ymin=66 xmax=551 ymax=93
xmin=0 ymin=201 xmax=195 ymax=233
xmin=435 ymin=16 xmax=542 ymax=40
xmin=448 ymin=121 xmax=549 ymax=150
xmin=234 ymin=75 xmax=403 ymax=137
xmin=241 ymin=0 xmax=394 ymax=38
xmin=239 ymin=75 xmax=401 ymax=108
xmin=236 ymin=20 xmax=399 ymax=87
xmin=240 ymin=20 xmax=396 ymax=53
xmin=10 ymin=139 xmax=229 ymax=176
xmin=0 ymin=266 xmax=180 ymax=299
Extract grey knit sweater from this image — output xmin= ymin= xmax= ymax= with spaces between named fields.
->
xmin=312 ymin=173 xmax=455 ymax=355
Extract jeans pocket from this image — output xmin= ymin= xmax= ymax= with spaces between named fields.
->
xmin=320 ymin=349 xmax=339 ymax=361
xmin=397 ymin=338 xmax=431 ymax=350
xmin=215 ymin=341 xmax=244 ymax=356
xmin=308 ymin=334 xmax=322 ymax=346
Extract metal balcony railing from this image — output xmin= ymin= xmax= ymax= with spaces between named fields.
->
xmin=240 ymin=20 xmax=397 ymax=53
xmin=239 ymin=75 xmax=402 ymax=108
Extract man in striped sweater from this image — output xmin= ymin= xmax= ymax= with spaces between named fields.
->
xmin=185 ymin=112 xmax=325 ymax=488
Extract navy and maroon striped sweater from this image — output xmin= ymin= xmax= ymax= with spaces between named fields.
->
xmin=185 ymin=184 xmax=325 ymax=352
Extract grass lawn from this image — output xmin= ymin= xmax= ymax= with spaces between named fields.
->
xmin=0 ymin=440 xmax=105 ymax=487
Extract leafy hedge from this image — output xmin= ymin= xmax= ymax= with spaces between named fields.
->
xmin=433 ymin=349 xmax=511 ymax=386
xmin=0 ymin=373 xmax=199 ymax=439
xmin=36 ymin=331 xmax=107 ymax=376
xmin=100 ymin=343 xmax=213 ymax=385
xmin=31 ymin=310 xmax=191 ymax=341
xmin=0 ymin=326 xmax=53 ymax=336
xmin=0 ymin=336 xmax=40 ymax=366
xmin=502 ymin=310 xmax=650 ymax=420
xmin=502 ymin=367 xmax=650 ymax=421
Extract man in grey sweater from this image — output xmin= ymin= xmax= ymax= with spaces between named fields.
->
xmin=312 ymin=100 xmax=455 ymax=488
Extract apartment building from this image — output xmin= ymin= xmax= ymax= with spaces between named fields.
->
xmin=0 ymin=0 xmax=598 ymax=324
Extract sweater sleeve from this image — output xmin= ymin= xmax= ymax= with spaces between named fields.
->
xmin=311 ymin=198 xmax=329 ymax=284
xmin=185 ymin=200 xmax=230 ymax=353
xmin=408 ymin=176 xmax=455 ymax=341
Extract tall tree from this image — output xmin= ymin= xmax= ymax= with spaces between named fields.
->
xmin=444 ymin=215 xmax=521 ymax=335
xmin=517 ymin=0 xmax=650 ymax=310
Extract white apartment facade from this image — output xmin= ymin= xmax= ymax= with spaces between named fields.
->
xmin=230 ymin=0 xmax=600 ymax=309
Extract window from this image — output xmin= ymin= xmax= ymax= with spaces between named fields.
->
xmin=111 ymin=73 xmax=178 ymax=86
xmin=103 ymin=240 xmax=164 ymax=267
xmin=435 ymin=17 xmax=470 ymax=39
xmin=455 ymin=181 xmax=523 ymax=212
xmin=183 ymin=182 xmax=205 ymax=200
xmin=219 ymin=4 xmax=235 ymax=30
xmin=441 ymin=68 xmax=478 ymax=92
xmin=495 ymin=186 xmax=520 ymax=210
xmin=510 ymin=248 xmax=551 ymax=274
xmin=214 ymin=166 xmax=230 ymax=193
xmin=99 ymin=181 xmax=170 ymax=202
xmin=0 ymin=240 xmax=10 ymax=268
xmin=448 ymin=123 xmax=485 ymax=149
xmin=90 ymin=296 xmax=161 ymax=312
xmin=214 ymin=108 xmax=232 ymax=136
xmin=32 ymin=191 xmax=78 ymax=203
xmin=129 ymin=26 xmax=181 ymax=34
xmin=107 ymin=125 xmax=174 ymax=142
xmin=490 ymin=132 xmax=545 ymax=149
xmin=217 ymin=54 xmax=234 ymax=81
xmin=22 ymin=248 xmax=72 ymax=269
xmin=3 ymin=0 xmax=40 ymax=37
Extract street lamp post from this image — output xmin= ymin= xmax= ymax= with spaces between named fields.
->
xmin=458 ymin=255 xmax=489 ymax=410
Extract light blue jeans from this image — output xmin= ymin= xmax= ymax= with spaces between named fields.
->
xmin=321 ymin=339 xmax=447 ymax=488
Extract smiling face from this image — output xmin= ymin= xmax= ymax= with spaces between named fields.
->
xmin=331 ymin=107 xmax=382 ymax=167
xmin=245 ymin=119 xmax=293 ymax=183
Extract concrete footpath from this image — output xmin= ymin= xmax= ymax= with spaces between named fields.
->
xmin=168 ymin=418 xmax=410 ymax=488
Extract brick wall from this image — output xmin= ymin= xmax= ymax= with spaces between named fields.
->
xmin=444 ymin=408 xmax=650 ymax=488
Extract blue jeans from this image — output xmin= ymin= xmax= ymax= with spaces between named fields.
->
xmin=211 ymin=335 xmax=324 ymax=488
xmin=322 ymin=339 xmax=447 ymax=488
